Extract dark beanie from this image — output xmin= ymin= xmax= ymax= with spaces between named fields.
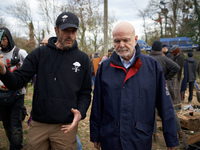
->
xmin=152 ymin=41 xmax=162 ymax=51
xmin=187 ymin=52 xmax=193 ymax=57
xmin=94 ymin=52 xmax=100 ymax=58
xmin=171 ymin=45 xmax=180 ymax=56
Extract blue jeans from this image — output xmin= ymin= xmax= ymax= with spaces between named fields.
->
xmin=91 ymin=74 xmax=95 ymax=86
xmin=195 ymin=80 xmax=199 ymax=90
xmin=77 ymin=135 xmax=82 ymax=150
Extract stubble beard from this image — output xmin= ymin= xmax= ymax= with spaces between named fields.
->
xmin=116 ymin=48 xmax=131 ymax=58
xmin=59 ymin=37 xmax=75 ymax=50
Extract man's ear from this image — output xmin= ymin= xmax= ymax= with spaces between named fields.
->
xmin=54 ymin=26 xmax=58 ymax=35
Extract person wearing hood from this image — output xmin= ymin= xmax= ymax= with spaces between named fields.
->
xmin=0 ymin=27 xmax=28 ymax=150
xmin=90 ymin=22 xmax=179 ymax=150
xmin=0 ymin=12 xmax=91 ymax=149
xmin=181 ymin=52 xmax=197 ymax=103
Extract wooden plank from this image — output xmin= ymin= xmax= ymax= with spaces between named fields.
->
xmin=177 ymin=114 xmax=200 ymax=131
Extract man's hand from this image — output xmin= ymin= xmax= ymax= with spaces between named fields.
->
xmin=0 ymin=54 xmax=6 ymax=75
xmin=94 ymin=142 xmax=101 ymax=149
xmin=61 ymin=108 xmax=82 ymax=133
xmin=167 ymin=147 xmax=175 ymax=150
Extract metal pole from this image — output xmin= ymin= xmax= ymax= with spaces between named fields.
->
xmin=104 ymin=0 xmax=108 ymax=56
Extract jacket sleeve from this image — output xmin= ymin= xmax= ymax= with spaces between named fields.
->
xmin=165 ymin=57 xmax=180 ymax=80
xmin=90 ymin=64 xmax=103 ymax=142
xmin=155 ymin=63 xmax=179 ymax=147
xmin=0 ymin=48 xmax=39 ymax=90
xmin=77 ymin=56 xmax=92 ymax=120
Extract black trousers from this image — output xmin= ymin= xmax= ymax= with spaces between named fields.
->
xmin=0 ymin=95 xmax=27 ymax=150
xmin=188 ymin=81 xmax=195 ymax=102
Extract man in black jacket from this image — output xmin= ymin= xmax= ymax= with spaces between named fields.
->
xmin=0 ymin=12 xmax=91 ymax=150
xmin=150 ymin=41 xmax=185 ymax=141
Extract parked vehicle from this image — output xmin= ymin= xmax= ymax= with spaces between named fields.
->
xmin=137 ymin=40 xmax=151 ymax=54
xmin=160 ymin=37 xmax=199 ymax=52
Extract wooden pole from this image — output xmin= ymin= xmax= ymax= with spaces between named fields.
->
xmin=104 ymin=0 xmax=108 ymax=56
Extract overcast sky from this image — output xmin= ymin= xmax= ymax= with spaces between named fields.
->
xmin=1 ymin=0 xmax=152 ymax=39
xmin=108 ymin=0 xmax=152 ymax=38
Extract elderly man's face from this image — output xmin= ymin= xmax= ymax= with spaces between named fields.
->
xmin=112 ymin=23 xmax=138 ymax=62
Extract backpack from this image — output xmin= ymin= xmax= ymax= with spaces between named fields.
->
xmin=8 ymin=47 xmax=20 ymax=68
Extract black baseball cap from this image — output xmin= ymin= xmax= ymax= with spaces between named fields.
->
xmin=56 ymin=12 xmax=79 ymax=30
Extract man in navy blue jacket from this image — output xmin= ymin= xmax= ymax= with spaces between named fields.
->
xmin=90 ymin=22 xmax=179 ymax=150
xmin=0 ymin=12 xmax=91 ymax=149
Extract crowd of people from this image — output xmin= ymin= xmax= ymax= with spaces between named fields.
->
xmin=0 ymin=11 xmax=199 ymax=150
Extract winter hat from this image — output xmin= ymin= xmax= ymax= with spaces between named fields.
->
xmin=152 ymin=41 xmax=162 ymax=51
xmin=171 ymin=45 xmax=180 ymax=56
xmin=56 ymin=12 xmax=79 ymax=30
xmin=94 ymin=52 xmax=100 ymax=58
xmin=187 ymin=52 xmax=193 ymax=57
xmin=162 ymin=44 xmax=167 ymax=48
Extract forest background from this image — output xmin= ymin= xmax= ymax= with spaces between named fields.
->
xmin=0 ymin=0 xmax=200 ymax=56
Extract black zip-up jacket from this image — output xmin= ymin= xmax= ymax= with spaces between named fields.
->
xmin=0 ymin=37 xmax=91 ymax=124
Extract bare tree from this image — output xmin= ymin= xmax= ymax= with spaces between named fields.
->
xmin=138 ymin=10 xmax=149 ymax=42
xmin=0 ymin=17 xmax=6 ymax=28
xmin=63 ymin=0 xmax=104 ymax=54
xmin=36 ymin=0 xmax=64 ymax=36
xmin=5 ymin=0 xmax=36 ymax=51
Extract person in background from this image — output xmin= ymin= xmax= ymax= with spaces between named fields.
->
xmin=181 ymin=52 xmax=197 ymax=103
xmin=150 ymin=40 xmax=185 ymax=142
xmin=171 ymin=45 xmax=185 ymax=109
xmin=92 ymin=52 xmax=101 ymax=76
xmin=99 ymin=47 xmax=114 ymax=65
xmin=196 ymin=60 xmax=200 ymax=90
xmin=0 ymin=12 xmax=91 ymax=150
xmin=0 ymin=27 xmax=28 ymax=150
xmin=161 ymin=43 xmax=168 ymax=56
xmin=90 ymin=22 xmax=179 ymax=150
xmin=162 ymin=44 xmax=174 ymax=59
xmin=40 ymin=37 xmax=49 ymax=46
xmin=108 ymin=47 xmax=114 ymax=58
xmin=90 ymin=53 xmax=95 ymax=87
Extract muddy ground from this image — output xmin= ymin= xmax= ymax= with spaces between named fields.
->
xmin=1 ymin=82 xmax=200 ymax=150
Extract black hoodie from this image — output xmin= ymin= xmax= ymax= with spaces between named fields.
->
xmin=0 ymin=37 xmax=92 ymax=124
xmin=0 ymin=27 xmax=15 ymax=52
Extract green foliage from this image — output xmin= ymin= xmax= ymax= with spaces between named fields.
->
xmin=24 ymin=99 xmax=32 ymax=107
xmin=193 ymin=52 xmax=200 ymax=62
xmin=23 ymin=129 xmax=29 ymax=135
